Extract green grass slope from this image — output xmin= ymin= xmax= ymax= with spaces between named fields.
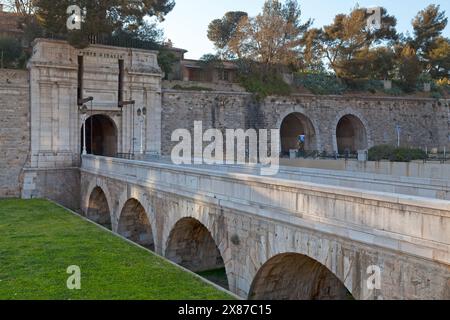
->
xmin=0 ymin=199 xmax=233 ymax=300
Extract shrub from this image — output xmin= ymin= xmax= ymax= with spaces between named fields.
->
xmin=368 ymin=145 xmax=427 ymax=162
xmin=294 ymin=73 xmax=346 ymax=95
xmin=345 ymin=79 xmax=383 ymax=93
xmin=389 ymin=148 xmax=427 ymax=162
xmin=430 ymin=91 xmax=443 ymax=99
xmin=383 ymin=86 xmax=404 ymax=96
xmin=172 ymin=84 xmax=213 ymax=91
xmin=0 ymin=37 xmax=23 ymax=69
xmin=368 ymin=145 xmax=396 ymax=161
xmin=158 ymin=49 xmax=178 ymax=80
xmin=238 ymin=72 xmax=292 ymax=99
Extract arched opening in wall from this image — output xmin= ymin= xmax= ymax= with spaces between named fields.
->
xmin=81 ymin=115 xmax=118 ymax=157
xmin=280 ymin=113 xmax=317 ymax=156
xmin=336 ymin=115 xmax=368 ymax=155
xmin=165 ymin=218 xmax=229 ymax=290
xmin=118 ymin=199 xmax=155 ymax=251
xmin=86 ymin=187 xmax=112 ymax=230
xmin=249 ymin=253 xmax=353 ymax=300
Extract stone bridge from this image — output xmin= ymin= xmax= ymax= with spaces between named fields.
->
xmin=80 ymin=155 xmax=450 ymax=300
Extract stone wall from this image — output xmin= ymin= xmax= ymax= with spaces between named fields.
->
xmin=161 ymin=90 xmax=256 ymax=156
xmin=161 ymin=90 xmax=450 ymax=156
xmin=260 ymin=95 xmax=450 ymax=153
xmin=0 ymin=69 xmax=30 ymax=198
xmin=22 ymin=167 xmax=80 ymax=210
xmin=162 ymin=80 xmax=246 ymax=93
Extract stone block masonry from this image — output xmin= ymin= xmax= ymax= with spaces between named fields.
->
xmin=260 ymin=95 xmax=450 ymax=153
xmin=161 ymin=89 xmax=450 ymax=156
xmin=0 ymin=69 xmax=30 ymax=198
xmin=161 ymin=90 xmax=255 ymax=156
xmin=21 ymin=167 xmax=80 ymax=211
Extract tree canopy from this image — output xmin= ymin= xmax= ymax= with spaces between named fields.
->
xmin=12 ymin=0 xmax=175 ymax=48
xmin=207 ymin=0 xmax=311 ymax=69
xmin=410 ymin=5 xmax=450 ymax=80
xmin=206 ymin=2 xmax=450 ymax=94
xmin=303 ymin=6 xmax=398 ymax=80
xmin=207 ymin=11 xmax=248 ymax=58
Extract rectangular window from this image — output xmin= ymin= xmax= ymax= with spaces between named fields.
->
xmin=218 ymin=70 xmax=229 ymax=81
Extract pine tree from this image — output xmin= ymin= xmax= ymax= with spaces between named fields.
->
xmin=34 ymin=0 xmax=174 ymax=48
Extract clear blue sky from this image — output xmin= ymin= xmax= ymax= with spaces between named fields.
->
xmin=160 ymin=0 xmax=450 ymax=59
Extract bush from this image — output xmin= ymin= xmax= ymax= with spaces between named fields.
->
xmin=389 ymin=148 xmax=427 ymax=162
xmin=172 ymin=84 xmax=213 ymax=91
xmin=294 ymin=73 xmax=346 ymax=95
xmin=368 ymin=145 xmax=427 ymax=162
xmin=238 ymin=72 xmax=292 ymax=99
xmin=0 ymin=37 xmax=23 ymax=69
xmin=345 ymin=79 xmax=383 ymax=93
xmin=158 ymin=49 xmax=178 ymax=80
xmin=383 ymin=86 xmax=404 ymax=96
xmin=368 ymin=145 xmax=396 ymax=161
xmin=430 ymin=91 xmax=443 ymax=99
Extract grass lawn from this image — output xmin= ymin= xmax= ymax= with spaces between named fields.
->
xmin=0 ymin=199 xmax=234 ymax=300
xmin=197 ymin=268 xmax=229 ymax=291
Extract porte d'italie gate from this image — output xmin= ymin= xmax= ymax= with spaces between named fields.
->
xmin=0 ymin=39 xmax=449 ymax=300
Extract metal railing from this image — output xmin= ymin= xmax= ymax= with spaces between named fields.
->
xmin=280 ymin=150 xmax=358 ymax=160
xmin=116 ymin=153 xmax=135 ymax=160
xmin=42 ymin=33 xmax=159 ymax=51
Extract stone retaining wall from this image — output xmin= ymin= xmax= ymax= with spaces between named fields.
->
xmin=0 ymin=69 xmax=30 ymax=198
xmin=162 ymin=90 xmax=450 ymax=156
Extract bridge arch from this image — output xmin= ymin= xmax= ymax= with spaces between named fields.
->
xmin=248 ymin=253 xmax=353 ymax=300
xmin=83 ymin=178 xmax=114 ymax=230
xmin=276 ymin=107 xmax=321 ymax=153
xmin=117 ymin=198 xmax=155 ymax=251
xmin=85 ymin=187 xmax=113 ymax=230
xmin=163 ymin=203 xmax=231 ymax=290
xmin=332 ymin=109 xmax=372 ymax=154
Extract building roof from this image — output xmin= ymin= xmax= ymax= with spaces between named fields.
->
xmin=181 ymin=59 xmax=238 ymax=70
xmin=165 ymin=46 xmax=188 ymax=54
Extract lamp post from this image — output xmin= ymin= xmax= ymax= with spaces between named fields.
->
xmin=80 ymin=105 xmax=88 ymax=155
xmin=396 ymin=124 xmax=401 ymax=148
xmin=137 ymin=107 xmax=147 ymax=154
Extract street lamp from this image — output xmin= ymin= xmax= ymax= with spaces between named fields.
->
xmin=396 ymin=124 xmax=401 ymax=148
xmin=79 ymin=105 xmax=88 ymax=155
xmin=137 ymin=107 xmax=146 ymax=154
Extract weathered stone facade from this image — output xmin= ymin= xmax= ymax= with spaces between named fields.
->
xmin=161 ymin=90 xmax=450 ymax=155
xmin=21 ymin=167 xmax=80 ymax=210
xmin=14 ymin=39 xmax=163 ymax=208
xmin=0 ymin=69 xmax=30 ymax=198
